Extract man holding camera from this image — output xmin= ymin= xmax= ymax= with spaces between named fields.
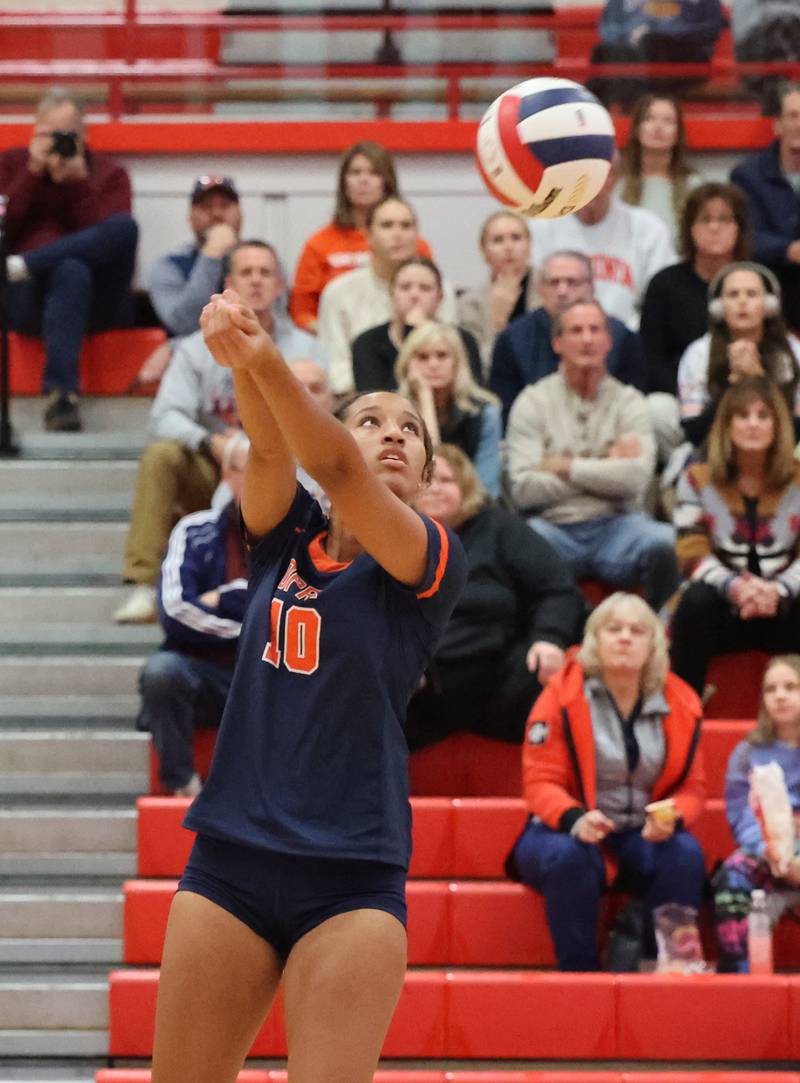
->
xmin=0 ymin=88 xmax=137 ymax=431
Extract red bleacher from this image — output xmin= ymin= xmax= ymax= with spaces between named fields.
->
xmin=108 ymin=966 xmax=800 ymax=1060
xmin=110 ymin=716 xmax=800 ymax=1073
xmin=96 ymin=1074 xmax=800 ymax=1083
xmin=9 ymin=328 xmax=165 ymax=396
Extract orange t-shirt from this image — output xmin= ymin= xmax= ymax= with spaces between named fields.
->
xmin=289 ymin=222 xmax=434 ymax=331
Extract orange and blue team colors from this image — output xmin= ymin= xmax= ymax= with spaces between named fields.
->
xmin=185 ymin=483 xmax=467 ymax=870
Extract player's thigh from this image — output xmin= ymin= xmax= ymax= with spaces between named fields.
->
xmin=151 ymin=890 xmax=283 ymax=1083
xmin=283 ymin=907 xmax=407 ymax=1083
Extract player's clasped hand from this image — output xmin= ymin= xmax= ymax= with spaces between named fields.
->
xmin=201 ymin=289 xmax=271 ymax=372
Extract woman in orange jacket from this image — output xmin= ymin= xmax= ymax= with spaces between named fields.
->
xmin=507 ymin=592 xmax=707 ymax=971
xmin=289 ymin=141 xmax=433 ymax=332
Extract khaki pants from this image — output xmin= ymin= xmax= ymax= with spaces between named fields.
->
xmin=122 ymin=440 xmax=220 ymax=585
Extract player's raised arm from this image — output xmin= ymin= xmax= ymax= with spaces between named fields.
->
xmin=201 ymin=293 xmax=297 ymax=536
xmin=202 ymin=291 xmax=432 ymax=586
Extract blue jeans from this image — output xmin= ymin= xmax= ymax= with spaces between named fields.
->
xmin=136 ymin=650 xmax=232 ymax=790
xmin=528 ymin=512 xmax=679 ymax=611
xmin=511 ymin=818 xmax=706 ymax=971
xmin=8 ymin=213 xmax=138 ymax=394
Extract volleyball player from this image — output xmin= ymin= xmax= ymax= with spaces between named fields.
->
xmin=150 ymin=289 xmax=466 ymax=1083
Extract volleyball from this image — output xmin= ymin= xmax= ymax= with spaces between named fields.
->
xmin=476 ymin=77 xmax=616 ymax=218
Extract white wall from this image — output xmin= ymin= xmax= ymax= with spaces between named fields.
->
xmin=124 ymin=149 xmax=739 ymax=293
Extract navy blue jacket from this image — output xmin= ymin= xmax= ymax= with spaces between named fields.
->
xmin=489 ymin=306 xmax=645 ymax=428
xmin=157 ymin=501 xmax=248 ymax=662
xmin=731 ymin=141 xmax=800 ymax=267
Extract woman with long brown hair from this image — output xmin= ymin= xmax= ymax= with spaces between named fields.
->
xmin=677 ymin=262 xmax=800 ymax=447
xmin=617 ymin=94 xmax=702 ymax=242
xmin=671 ymin=377 xmax=800 ymax=695
xmin=289 ymin=140 xmax=433 ymax=332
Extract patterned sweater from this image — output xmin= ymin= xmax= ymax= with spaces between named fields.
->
xmin=674 ymin=462 xmax=800 ymax=598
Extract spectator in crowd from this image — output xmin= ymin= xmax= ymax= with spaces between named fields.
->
xmin=0 ymin=87 xmax=137 ymax=432
xmin=404 ymin=444 xmax=584 ymax=750
xmin=457 ymin=210 xmax=537 ymax=372
xmin=713 ymin=654 xmax=800 ymax=972
xmin=616 ymin=94 xmax=702 ymax=243
xmin=529 ymin=156 xmax=676 ymax=329
xmin=677 ymin=262 xmax=800 ymax=449
xmin=137 ymin=434 xmax=249 ymax=797
xmin=138 ymin=176 xmax=242 ymax=385
xmin=731 ymin=82 xmax=800 ymax=328
xmin=289 ymin=141 xmax=433 ymax=332
xmin=642 ymin=182 xmax=751 ymax=398
xmin=114 ymin=240 xmax=327 ymax=624
xmin=490 ymin=250 xmax=644 ymax=427
xmin=589 ymin=0 xmax=724 ymax=108
xmin=317 ymin=197 xmax=456 ymax=395
xmin=395 ymin=321 xmax=502 ymax=497
xmin=352 ymin=257 xmax=483 ymax=392
xmin=671 ymin=378 xmax=800 ymax=696
xmin=731 ymin=2 xmax=800 ymax=114
xmin=506 ymin=300 xmax=679 ymax=612
xmin=507 ymin=592 xmax=706 ymax=972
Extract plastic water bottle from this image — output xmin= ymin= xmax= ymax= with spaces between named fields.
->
xmin=748 ymin=889 xmax=773 ymax=974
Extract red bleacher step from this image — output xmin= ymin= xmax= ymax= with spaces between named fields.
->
xmin=95 ymin=1070 xmax=800 ymax=1078
xmin=123 ymin=879 xmax=556 ymax=967
xmin=108 ymin=969 xmax=800 ymax=1060
xmin=150 ymin=720 xmax=754 ymax=800
xmin=124 ymin=874 xmax=800 ymax=970
xmin=96 ymin=1073 xmax=800 ymax=1083
xmin=136 ymin=796 xmax=735 ymax=879
xmin=9 ymin=328 xmax=165 ymax=395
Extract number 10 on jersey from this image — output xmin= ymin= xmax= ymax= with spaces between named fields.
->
xmin=262 ymin=599 xmax=321 ymax=675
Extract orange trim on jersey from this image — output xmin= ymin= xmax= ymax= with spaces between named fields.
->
xmin=416 ymin=519 xmax=449 ymax=600
xmin=308 ymin=530 xmax=352 ymax=574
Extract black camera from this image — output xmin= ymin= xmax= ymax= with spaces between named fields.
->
xmin=50 ymin=131 xmax=79 ymax=159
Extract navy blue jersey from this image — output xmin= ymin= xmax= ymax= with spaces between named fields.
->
xmin=186 ymin=484 xmax=466 ymax=869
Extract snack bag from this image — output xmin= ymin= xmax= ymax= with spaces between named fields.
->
xmin=653 ymin=903 xmax=707 ymax=973
xmin=749 ymin=762 xmax=795 ymax=871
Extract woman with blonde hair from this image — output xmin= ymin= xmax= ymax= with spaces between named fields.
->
xmin=406 ymin=444 xmax=584 ymax=749
xmin=395 ymin=320 xmax=502 ymax=496
xmin=671 ymin=377 xmax=800 ymax=696
xmin=713 ymin=654 xmax=800 ymax=971
xmin=507 ymin=591 xmax=706 ymax=972
xmin=617 ymin=94 xmax=702 ymax=243
xmin=289 ymin=140 xmax=433 ymax=332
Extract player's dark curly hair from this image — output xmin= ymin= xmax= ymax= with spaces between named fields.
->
xmin=335 ymin=391 xmax=435 ymax=484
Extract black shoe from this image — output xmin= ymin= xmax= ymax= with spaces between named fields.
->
xmin=43 ymin=392 xmax=82 ymax=433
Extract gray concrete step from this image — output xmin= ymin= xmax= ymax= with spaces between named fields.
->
xmin=0 ymin=975 xmax=108 ymax=1029
xmin=0 ymin=730 xmax=149 ymax=795
xmin=0 ymin=523 xmax=126 ymax=579
xmin=0 ymin=1067 xmax=98 ymax=1083
xmin=0 ymin=461 xmax=136 ymax=521
xmin=0 ymin=888 xmax=122 ymax=939
xmin=0 ymin=587 xmax=131 ymax=625
xmin=0 ymin=1030 xmax=107 ymax=1057
xmin=12 ymin=395 xmax=151 ymax=437
xmin=0 ymin=939 xmax=122 ymax=966
xmin=0 ymin=625 xmax=159 ymax=656
xmin=0 ymin=658 xmax=143 ymax=698
xmin=0 ymin=695 xmax=138 ymax=728
xmin=0 ymin=731 xmax=148 ymax=774
xmin=0 ymin=808 xmax=136 ymax=855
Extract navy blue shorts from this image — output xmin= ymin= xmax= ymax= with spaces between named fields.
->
xmin=178 ymin=833 xmax=407 ymax=961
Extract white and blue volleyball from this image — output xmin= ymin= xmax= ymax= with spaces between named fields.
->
xmin=476 ymin=77 xmax=615 ymax=218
